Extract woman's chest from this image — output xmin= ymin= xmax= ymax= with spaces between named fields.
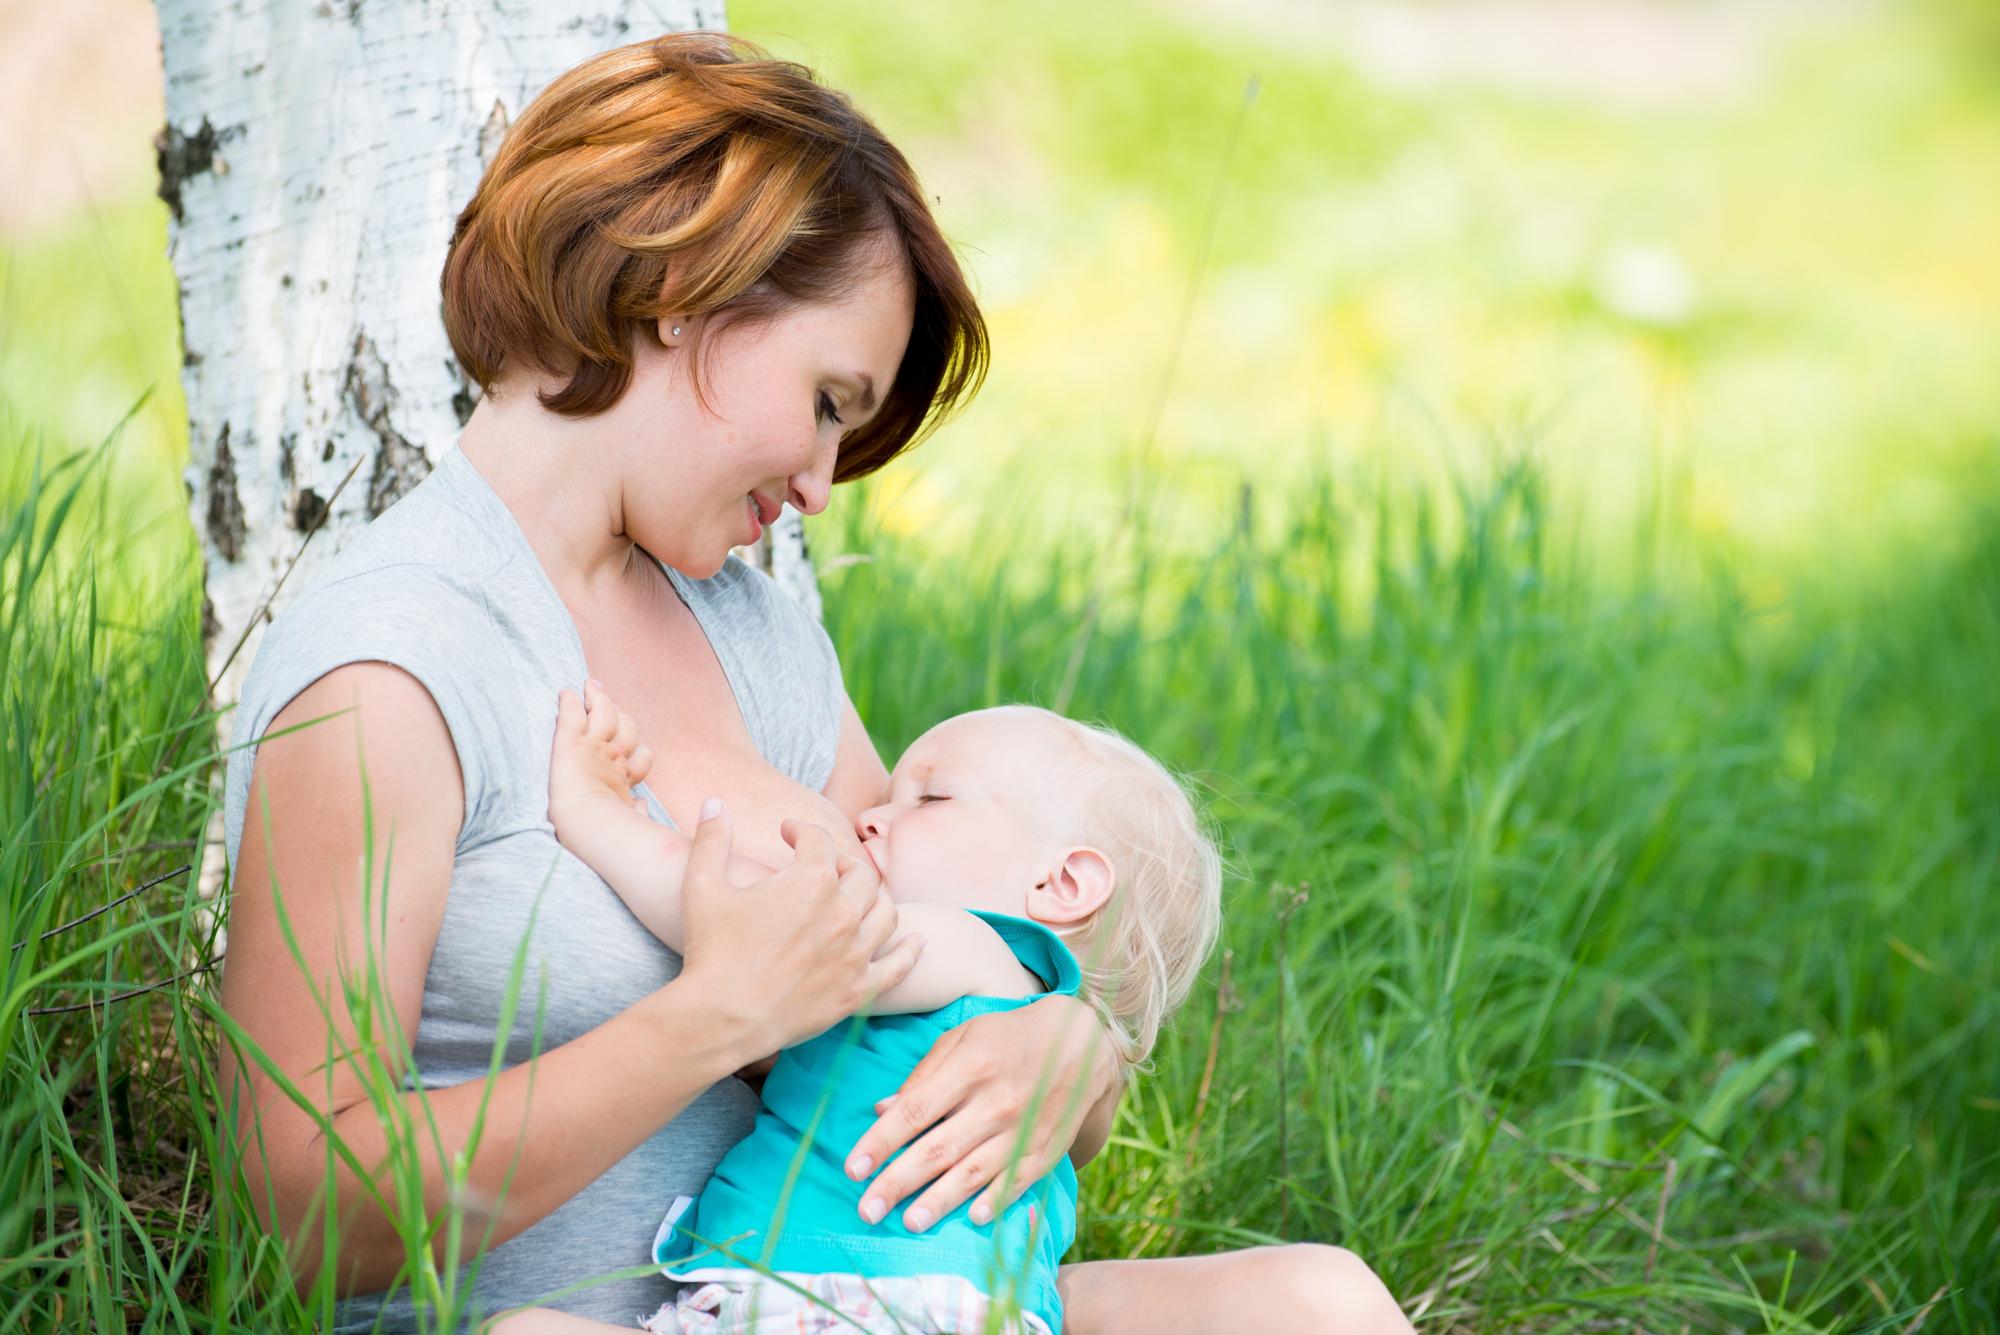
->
xmin=570 ymin=590 xmax=859 ymax=868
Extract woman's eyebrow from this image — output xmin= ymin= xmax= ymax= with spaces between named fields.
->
xmin=850 ymin=372 xmax=877 ymax=415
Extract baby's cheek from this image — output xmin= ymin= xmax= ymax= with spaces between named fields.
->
xmin=900 ymin=844 xmax=953 ymax=906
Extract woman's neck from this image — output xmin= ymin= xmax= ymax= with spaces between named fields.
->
xmin=457 ymin=383 xmax=642 ymax=602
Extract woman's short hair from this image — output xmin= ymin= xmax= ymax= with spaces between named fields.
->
xmin=442 ymin=31 xmax=988 ymax=482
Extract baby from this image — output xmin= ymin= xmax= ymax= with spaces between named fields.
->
xmin=520 ymin=684 xmax=1223 ymax=1335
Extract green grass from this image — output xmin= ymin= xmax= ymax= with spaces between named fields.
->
xmin=7 ymin=416 xmax=1993 ymax=1328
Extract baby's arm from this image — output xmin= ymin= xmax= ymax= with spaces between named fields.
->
xmin=550 ymin=687 xmax=1031 ymax=1018
xmin=548 ymin=685 xmax=772 ymax=952
xmin=866 ymin=903 xmax=1044 ymax=1014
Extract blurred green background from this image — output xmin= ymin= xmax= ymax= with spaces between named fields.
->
xmin=5 ymin=0 xmax=1998 ymax=587
xmin=736 ymin=0 xmax=2000 ymax=589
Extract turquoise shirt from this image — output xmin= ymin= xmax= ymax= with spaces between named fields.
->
xmin=656 ymin=912 xmax=1083 ymax=1332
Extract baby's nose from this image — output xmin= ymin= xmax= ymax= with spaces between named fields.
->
xmin=857 ymin=805 xmax=890 ymax=840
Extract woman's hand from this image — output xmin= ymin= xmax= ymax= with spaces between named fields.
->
xmin=842 ymin=993 xmax=1119 ymax=1232
xmin=677 ymin=802 xmax=924 ymax=1063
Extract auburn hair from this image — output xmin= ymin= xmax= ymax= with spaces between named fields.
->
xmin=441 ymin=31 xmax=988 ymax=481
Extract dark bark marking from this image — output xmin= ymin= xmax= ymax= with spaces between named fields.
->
xmin=292 ymin=487 xmax=328 ymax=533
xmin=343 ymin=332 xmax=432 ymax=517
xmin=205 ymin=423 xmax=247 ymax=562
xmin=154 ymin=117 xmax=243 ymax=225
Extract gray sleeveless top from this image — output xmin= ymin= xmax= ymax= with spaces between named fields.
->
xmin=221 ymin=446 xmax=847 ymax=1330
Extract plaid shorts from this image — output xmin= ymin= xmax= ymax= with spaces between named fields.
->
xmin=639 ymin=1271 xmax=1055 ymax=1335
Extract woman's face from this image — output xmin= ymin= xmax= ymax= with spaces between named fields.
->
xmin=613 ymin=242 xmax=917 ymax=578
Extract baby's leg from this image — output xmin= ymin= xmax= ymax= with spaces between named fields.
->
xmin=1059 ymin=1244 xmax=1413 ymax=1335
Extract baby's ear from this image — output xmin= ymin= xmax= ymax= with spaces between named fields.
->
xmin=1028 ymin=847 xmax=1115 ymax=926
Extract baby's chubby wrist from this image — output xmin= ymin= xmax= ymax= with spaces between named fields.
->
xmin=546 ymin=779 xmax=636 ymax=849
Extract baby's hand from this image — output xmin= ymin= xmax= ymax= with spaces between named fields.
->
xmin=549 ymin=681 xmax=654 ymax=837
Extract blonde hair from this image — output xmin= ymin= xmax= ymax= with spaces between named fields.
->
xmin=997 ymin=707 xmax=1225 ymax=1071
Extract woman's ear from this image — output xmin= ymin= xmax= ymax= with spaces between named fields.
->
xmin=1027 ymin=847 xmax=1115 ymax=926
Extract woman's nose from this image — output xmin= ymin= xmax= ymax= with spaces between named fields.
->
xmin=788 ymin=443 xmax=836 ymax=516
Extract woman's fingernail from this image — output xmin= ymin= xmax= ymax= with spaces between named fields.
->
xmin=970 ymin=1201 xmax=992 ymax=1225
xmin=699 ymin=797 xmax=723 ymax=822
xmin=874 ymin=1095 xmax=896 ymax=1114
xmin=904 ymin=1206 xmax=933 ymax=1233
xmin=860 ymin=1196 xmax=886 ymax=1224
xmin=846 ymin=1154 xmax=873 ymax=1179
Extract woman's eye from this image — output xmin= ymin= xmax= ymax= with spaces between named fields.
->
xmin=816 ymin=392 xmax=845 ymax=427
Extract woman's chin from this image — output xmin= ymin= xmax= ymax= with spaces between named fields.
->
xmin=654 ymin=545 xmax=731 ymax=581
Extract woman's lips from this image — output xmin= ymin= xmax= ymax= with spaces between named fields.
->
xmin=743 ymin=491 xmax=780 ymax=545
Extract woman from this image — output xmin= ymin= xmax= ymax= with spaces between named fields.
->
xmin=219 ymin=32 xmax=1406 ymax=1333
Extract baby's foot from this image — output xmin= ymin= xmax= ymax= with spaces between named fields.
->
xmin=549 ymin=681 xmax=654 ymax=836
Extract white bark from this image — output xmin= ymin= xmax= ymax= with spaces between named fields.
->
xmin=158 ymin=0 xmax=829 ymax=891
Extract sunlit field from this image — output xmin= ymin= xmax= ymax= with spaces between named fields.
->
xmin=3 ymin=0 xmax=1996 ymax=1330
xmin=737 ymin=0 xmax=2000 ymax=583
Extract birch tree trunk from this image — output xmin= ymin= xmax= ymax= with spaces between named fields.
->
xmin=156 ymin=0 xmax=826 ymax=889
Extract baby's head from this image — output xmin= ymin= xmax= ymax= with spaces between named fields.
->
xmin=856 ymin=706 xmax=1223 ymax=1066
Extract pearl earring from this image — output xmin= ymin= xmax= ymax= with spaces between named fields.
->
xmin=671 ymin=324 xmax=683 ymax=337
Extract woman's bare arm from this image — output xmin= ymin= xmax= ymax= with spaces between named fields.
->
xmin=220 ymin=663 xmax=918 ymax=1294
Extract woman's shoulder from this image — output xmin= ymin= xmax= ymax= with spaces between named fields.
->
xmin=224 ymin=459 xmax=575 ymax=865
xmin=223 ymin=562 xmax=511 ymax=855
xmin=307 ymin=449 xmax=518 ymax=590
xmin=240 ymin=508 xmax=516 ymax=731
xmin=241 ymin=450 xmax=570 ymax=701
